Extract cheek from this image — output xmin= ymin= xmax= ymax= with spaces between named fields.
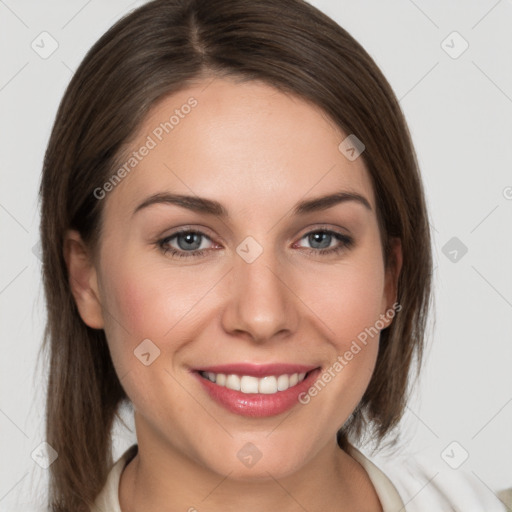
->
xmin=98 ymin=252 xmax=222 ymax=389
xmin=296 ymin=246 xmax=385 ymax=407
xmin=96 ymin=253 xmax=172 ymax=376
xmin=300 ymin=269 xmax=385 ymax=424
xmin=304 ymin=256 xmax=385 ymax=348
xmin=101 ymin=256 xmax=206 ymax=341
xmin=97 ymin=259 xmax=186 ymax=408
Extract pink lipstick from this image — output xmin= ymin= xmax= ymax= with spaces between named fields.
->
xmin=192 ymin=363 xmax=321 ymax=417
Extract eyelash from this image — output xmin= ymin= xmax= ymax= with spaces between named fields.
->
xmin=156 ymin=227 xmax=354 ymax=259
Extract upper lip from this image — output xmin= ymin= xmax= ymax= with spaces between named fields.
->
xmin=192 ymin=363 xmax=319 ymax=377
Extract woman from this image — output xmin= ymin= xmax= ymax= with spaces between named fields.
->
xmin=38 ymin=0 xmax=506 ymax=510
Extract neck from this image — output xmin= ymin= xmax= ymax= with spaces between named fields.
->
xmin=119 ymin=420 xmax=382 ymax=511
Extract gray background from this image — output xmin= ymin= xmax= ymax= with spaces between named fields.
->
xmin=1 ymin=0 xmax=511 ymax=509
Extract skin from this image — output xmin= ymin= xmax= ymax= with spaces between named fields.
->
xmin=65 ymin=77 xmax=402 ymax=511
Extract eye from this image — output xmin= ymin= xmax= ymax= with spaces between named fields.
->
xmin=157 ymin=229 xmax=215 ymax=259
xmin=157 ymin=227 xmax=354 ymax=259
xmin=294 ymin=229 xmax=354 ymax=256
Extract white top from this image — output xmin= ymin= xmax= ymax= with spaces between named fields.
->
xmin=92 ymin=444 xmax=508 ymax=511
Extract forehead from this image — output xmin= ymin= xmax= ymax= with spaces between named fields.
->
xmin=103 ymin=77 xmax=375 ymax=222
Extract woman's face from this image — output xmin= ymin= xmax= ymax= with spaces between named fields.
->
xmin=70 ymin=77 xmax=400 ymax=479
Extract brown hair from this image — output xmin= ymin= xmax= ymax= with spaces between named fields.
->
xmin=39 ymin=0 xmax=432 ymax=509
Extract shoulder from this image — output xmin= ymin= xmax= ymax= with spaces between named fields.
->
xmin=364 ymin=444 xmax=508 ymax=512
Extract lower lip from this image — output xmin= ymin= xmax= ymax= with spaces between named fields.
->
xmin=194 ymin=369 xmax=321 ymax=417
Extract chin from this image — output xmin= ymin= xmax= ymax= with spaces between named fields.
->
xmin=192 ymin=436 xmax=312 ymax=482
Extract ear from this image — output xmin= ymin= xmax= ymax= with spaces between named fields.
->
xmin=63 ymin=230 xmax=104 ymax=329
xmin=380 ymin=237 xmax=403 ymax=329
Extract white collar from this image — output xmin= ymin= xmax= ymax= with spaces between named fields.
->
xmin=92 ymin=443 xmax=405 ymax=511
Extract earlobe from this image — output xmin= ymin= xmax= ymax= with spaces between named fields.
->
xmin=381 ymin=237 xmax=403 ymax=328
xmin=63 ymin=230 xmax=104 ymax=329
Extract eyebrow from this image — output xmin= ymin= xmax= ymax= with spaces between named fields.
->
xmin=132 ymin=190 xmax=372 ymax=218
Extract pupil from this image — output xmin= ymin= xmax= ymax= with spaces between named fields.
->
xmin=311 ymin=232 xmax=330 ymax=249
xmin=179 ymin=233 xmax=201 ymax=250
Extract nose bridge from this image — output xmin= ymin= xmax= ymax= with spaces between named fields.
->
xmin=222 ymin=235 xmax=298 ymax=341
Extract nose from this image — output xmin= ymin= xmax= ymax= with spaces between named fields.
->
xmin=221 ymin=241 xmax=300 ymax=344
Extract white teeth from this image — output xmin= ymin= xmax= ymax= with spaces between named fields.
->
xmin=240 ymin=375 xmax=259 ymax=393
xmin=277 ymin=374 xmax=289 ymax=391
xmin=259 ymin=376 xmax=277 ymax=394
xmin=201 ymin=371 xmax=309 ymax=394
xmin=226 ymin=374 xmax=241 ymax=391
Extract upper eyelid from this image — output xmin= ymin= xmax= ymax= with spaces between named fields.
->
xmin=161 ymin=226 xmax=350 ymax=247
xmin=158 ymin=229 xmax=353 ymax=261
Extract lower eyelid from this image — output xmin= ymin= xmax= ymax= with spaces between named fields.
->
xmin=163 ymin=231 xmax=214 ymax=249
xmin=158 ymin=229 xmax=352 ymax=256
xmin=296 ymin=231 xmax=352 ymax=247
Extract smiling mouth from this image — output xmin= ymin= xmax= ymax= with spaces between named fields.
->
xmin=193 ymin=364 xmax=322 ymax=417
xmin=198 ymin=370 xmax=314 ymax=394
